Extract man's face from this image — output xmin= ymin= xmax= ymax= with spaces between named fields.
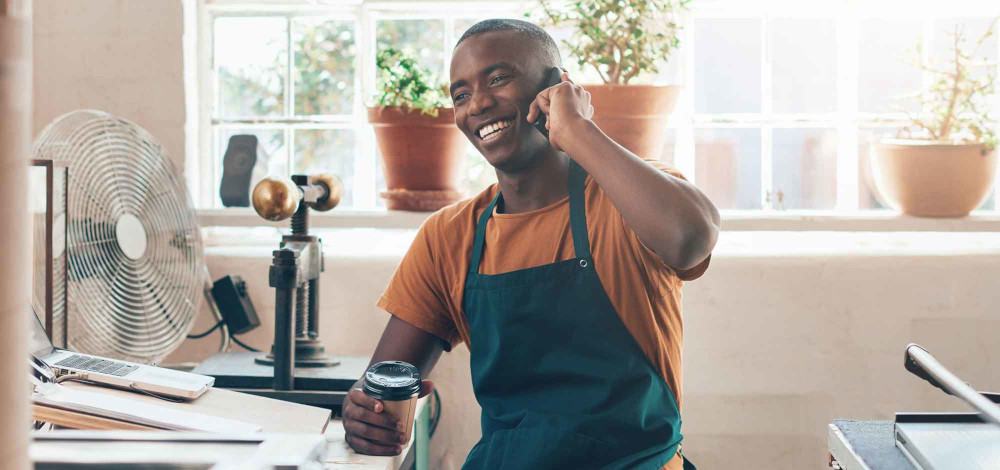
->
xmin=449 ymin=31 xmax=552 ymax=171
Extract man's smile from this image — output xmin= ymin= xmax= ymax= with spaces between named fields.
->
xmin=473 ymin=115 xmax=519 ymax=146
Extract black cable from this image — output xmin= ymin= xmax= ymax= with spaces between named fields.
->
xmin=230 ymin=334 xmax=260 ymax=352
xmin=187 ymin=320 xmax=224 ymax=339
xmin=429 ymin=388 xmax=442 ymax=438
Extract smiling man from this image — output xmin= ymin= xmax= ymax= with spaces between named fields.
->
xmin=341 ymin=19 xmax=719 ymax=470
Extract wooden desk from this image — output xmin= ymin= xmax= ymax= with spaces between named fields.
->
xmin=324 ymin=397 xmax=428 ymax=470
xmin=33 ymin=382 xmax=428 ymax=470
xmin=34 ymin=381 xmax=331 ymax=433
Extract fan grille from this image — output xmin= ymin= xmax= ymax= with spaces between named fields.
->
xmin=34 ymin=110 xmax=204 ymax=363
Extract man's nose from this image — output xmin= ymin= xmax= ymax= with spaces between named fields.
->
xmin=468 ymin=90 xmax=497 ymax=116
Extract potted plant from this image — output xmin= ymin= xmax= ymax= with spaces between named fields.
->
xmin=368 ymin=48 xmax=466 ymax=211
xmin=871 ymin=21 xmax=998 ymax=217
xmin=535 ymin=0 xmax=690 ymax=159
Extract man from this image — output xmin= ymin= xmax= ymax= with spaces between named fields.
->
xmin=342 ymin=19 xmax=719 ymax=470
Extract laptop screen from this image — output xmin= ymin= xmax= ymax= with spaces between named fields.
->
xmin=30 ymin=310 xmax=56 ymax=358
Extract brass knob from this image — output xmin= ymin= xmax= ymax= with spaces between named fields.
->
xmin=252 ymin=177 xmax=300 ymax=221
xmin=308 ymin=173 xmax=343 ymax=212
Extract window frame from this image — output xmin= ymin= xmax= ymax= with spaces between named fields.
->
xmin=191 ymin=0 xmax=1000 ymax=230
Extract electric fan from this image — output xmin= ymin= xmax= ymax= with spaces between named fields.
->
xmin=33 ymin=110 xmax=205 ymax=364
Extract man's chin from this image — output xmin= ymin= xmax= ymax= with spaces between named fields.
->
xmin=478 ymin=139 xmax=550 ymax=173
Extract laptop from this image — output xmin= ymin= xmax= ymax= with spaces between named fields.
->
xmin=29 ymin=311 xmax=214 ymax=400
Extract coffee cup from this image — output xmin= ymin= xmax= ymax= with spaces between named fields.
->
xmin=362 ymin=361 xmax=421 ymax=444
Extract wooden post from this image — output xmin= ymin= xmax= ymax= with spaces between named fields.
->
xmin=0 ymin=0 xmax=32 ymax=468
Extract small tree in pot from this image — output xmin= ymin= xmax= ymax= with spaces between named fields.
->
xmin=368 ymin=48 xmax=466 ymax=211
xmin=533 ymin=0 xmax=691 ymax=159
xmin=872 ymin=20 xmax=998 ymax=217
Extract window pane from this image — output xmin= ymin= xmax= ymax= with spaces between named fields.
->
xmin=377 ymin=20 xmax=446 ymax=81
xmin=215 ymin=128 xmax=287 ymax=206
xmin=660 ymin=129 xmax=677 ymax=168
xmin=214 ymin=17 xmax=286 ymax=117
xmin=695 ymin=129 xmax=762 ymax=209
xmin=293 ymin=18 xmax=356 ymax=115
xmin=771 ymin=19 xmax=836 ymax=113
xmin=772 ymin=128 xmax=837 ymax=210
xmin=931 ymin=18 xmax=999 ymax=115
xmin=859 ymin=19 xmax=922 ymax=113
xmin=293 ymin=129 xmax=357 ymax=208
xmin=695 ymin=19 xmax=762 ymax=113
xmin=858 ymin=127 xmax=894 ymax=209
xmin=454 ymin=18 xmax=479 ymax=39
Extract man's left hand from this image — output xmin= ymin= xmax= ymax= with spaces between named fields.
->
xmin=526 ymin=71 xmax=595 ymax=152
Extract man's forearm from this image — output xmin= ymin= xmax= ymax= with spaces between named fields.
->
xmin=560 ymin=119 xmax=720 ymax=270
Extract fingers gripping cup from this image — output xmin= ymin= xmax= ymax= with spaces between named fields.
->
xmin=363 ymin=361 xmax=421 ymax=444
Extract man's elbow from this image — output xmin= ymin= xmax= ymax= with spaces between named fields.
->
xmin=670 ymin=210 xmax=720 ymax=271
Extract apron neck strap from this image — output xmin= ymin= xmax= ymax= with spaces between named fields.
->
xmin=468 ymin=189 xmax=502 ymax=275
xmin=467 ymin=160 xmax=591 ymax=275
xmin=568 ymin=160 xmax=591 ymax=259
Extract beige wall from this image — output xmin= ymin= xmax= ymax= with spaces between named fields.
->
xmin=169 ymin=230 xmax=1000 ymax=469
xmin=30 ymin=2 xmax=1000 ymax=468
xmin=32 ymin=0 xmax=186 ymax=171
xmin=2 ymin=9 xmax=33 ymax=470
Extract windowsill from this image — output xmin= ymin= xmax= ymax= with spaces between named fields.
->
xmin=197 ymin=208 xmax=1000 ymax=232
xmin=202 ymin=227 xmax=1000 ymax=260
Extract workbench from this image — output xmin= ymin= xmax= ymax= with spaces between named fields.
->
xmin=31 ymin=381 xmax=430 ymax=469
xmin=827 ymin=420 xmax=915 ymax=470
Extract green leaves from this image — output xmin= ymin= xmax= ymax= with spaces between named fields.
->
xmin=534 ymin=0 xmax=689 ymax=84
xmin=373 ymin=48 xmax=450 ymax=116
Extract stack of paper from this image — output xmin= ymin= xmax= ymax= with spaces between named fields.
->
xmin=33 ymin=383 xmax=261 ymax=433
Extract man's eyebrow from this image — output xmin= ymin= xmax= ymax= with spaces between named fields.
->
xmin=449 ymin=62 xmax=517 ymax=95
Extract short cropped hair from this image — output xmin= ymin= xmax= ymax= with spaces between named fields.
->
xmin=455 ymin=19 xmax=561 ymax=66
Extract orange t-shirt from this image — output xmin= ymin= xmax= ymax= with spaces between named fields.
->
xmin=377 ymin=161 xmax=710 ymax=410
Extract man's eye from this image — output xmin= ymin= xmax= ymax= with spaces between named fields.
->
xmin=490 ymin=75 xmax=509 ymax=85
xmin=453 ymin=92 xmax=469 ymax=102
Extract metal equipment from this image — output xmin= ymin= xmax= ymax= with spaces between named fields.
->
xmin=193 ymin=174 xmax=366 ymax=410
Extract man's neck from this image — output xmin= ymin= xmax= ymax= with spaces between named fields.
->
xmin=494 ymin=151 xmax=570 ymax=214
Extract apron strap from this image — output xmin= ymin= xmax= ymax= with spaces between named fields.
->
xmin=468 ymin=189 xmax=502 ymax=275
xmin=468 ymin=159 xmax=590 ymax=275
xmin=568 ymin=160 xmax=591 ymax=260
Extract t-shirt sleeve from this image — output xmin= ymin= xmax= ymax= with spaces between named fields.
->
xmin=626 ymin=159 xmax=712 ymax=281
xmin=376 ymin=217 xmax=461 ymax=350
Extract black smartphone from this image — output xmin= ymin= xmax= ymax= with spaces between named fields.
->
xmin=533 ymin=67 xmax=564 ymax=138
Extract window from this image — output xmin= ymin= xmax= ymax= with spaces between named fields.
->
xmin=198 ymin=1 xmax=526 ymax=211
xmin=196 ymin=0 xmax=1000 ymax=214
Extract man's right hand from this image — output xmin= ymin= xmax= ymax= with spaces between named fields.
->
xmin=342 ymin=379 xmax=434 ymax=456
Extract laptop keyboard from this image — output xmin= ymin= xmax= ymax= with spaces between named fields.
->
xmin=54 ymin=354 xmax=138 ymax=377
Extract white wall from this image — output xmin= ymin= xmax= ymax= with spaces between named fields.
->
xmin=32 ymin=0 xmax=186 ymax=171
xmin=169 ymin=229 xmax=1000 ymax=469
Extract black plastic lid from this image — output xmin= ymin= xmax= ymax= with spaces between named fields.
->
xmin=363 ymin=361 xmax=421 ymax=400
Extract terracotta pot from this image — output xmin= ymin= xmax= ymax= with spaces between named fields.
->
xmin=380 ymin=189 xmax=463 ymax=212
xmin=870 ymin=140 xmax=997 ymax=217
xmin=367 ymin=106 xmax=467 ymax=195
xmin=586 ymin=84 xmax=681 ymax=160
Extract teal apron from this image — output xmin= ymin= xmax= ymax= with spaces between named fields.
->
xmin=461 ymin=160 xmax=692 ymax=470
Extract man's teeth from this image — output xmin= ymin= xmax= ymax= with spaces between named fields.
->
xmin=478 ymin=120 xmax=513 ymax=140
